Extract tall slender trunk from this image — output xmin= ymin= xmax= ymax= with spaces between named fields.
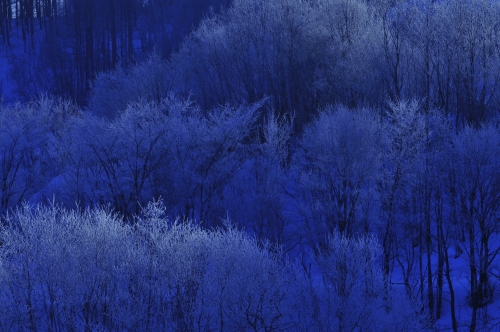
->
xmin=435 ymin=191 xmax=444 ymax=319
xmin=443 ymin=231 xmax=458 ymax=332
xmin=468 ymin=203 xmax=478 ymax=331
xmin=425 ymin=187 xmax=434 ymax=322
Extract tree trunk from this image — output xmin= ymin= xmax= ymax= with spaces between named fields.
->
xmin=443 ymin=234 xmax=458 ymax=332
xmin=425 ymin=188 xmax=434 ymax=322
xmin=435 ymin=191 xmax=444 ymax=319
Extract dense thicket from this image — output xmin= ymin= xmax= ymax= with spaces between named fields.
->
xmin=1 ymin=0 xmax=500 ymax=330
xmin=2 ymin=0 xmax=500 ymax=126
xmin=168 ymin=0 xmax=500 ymax=126
xmin=0 ymin=202 xmax=425 ymax=331
xmin=1 ymin=94 xmax=499 ymax=330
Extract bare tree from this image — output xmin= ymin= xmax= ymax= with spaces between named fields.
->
xmin=452 ymin=124 xmax=500 ymax=331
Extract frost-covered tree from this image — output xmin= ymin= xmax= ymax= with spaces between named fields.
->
xmin=58 ymin=96 xmax=187 ymax=214
xmin=311 ymin=232 xmax=427 ymax=332
xmin=443 ymin=0 xmax=500 ymax=125
xmin=400 ymin=110 xmax=453 ymax=320
xmin=87 ymin=52 xmax=172 ymax=119
xmin=171 ymin=0 xmax=331 ymax=124
xmin=60 ymin=96 xmax=261 ymax=221
xmin=296 ymin=105 xmax=382 ymax=242
xmin=0 ymin=97 xmax=75 ymax=215
xmin=0 ymin=203 xmax=133 ymax=330
xmin=378 ymin=100 xmax=427 ymax=286
xmin=312 ymin=0 xmax=383 ymax=107
xmin=162 ymin=101 xmax=261 ymax=224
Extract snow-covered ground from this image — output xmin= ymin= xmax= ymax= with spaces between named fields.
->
xmin=389 ymin=243 xmax=500 ymax=331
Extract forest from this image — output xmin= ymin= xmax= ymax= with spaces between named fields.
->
xmin=0 ymin=0 xmax=500 ymax=331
